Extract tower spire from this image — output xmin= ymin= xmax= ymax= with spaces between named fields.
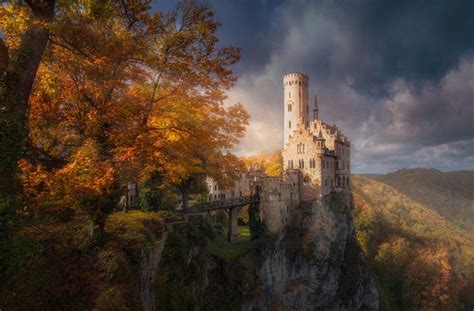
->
xmin=313 ymin=90 xmax=319 ymax=120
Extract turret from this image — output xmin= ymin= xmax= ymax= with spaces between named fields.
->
xmin=283 ymin=72 xmax=309 ymax=147
xmin=313 ymin=90 xmax=319 ymax=120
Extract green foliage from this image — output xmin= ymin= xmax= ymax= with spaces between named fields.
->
xmin=1 ymin=211 xmax=165 ymax=310
xmin=207 ymin=226 xmax=258 ymax=259
xmin=154 ymin=218 xmax=261 ymax=310
xmin=248 ymin=201 xmax=267 ymax=240
xmin=139 ymin=171 xmax=178 ymax=211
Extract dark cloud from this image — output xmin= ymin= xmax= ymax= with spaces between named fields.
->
xmin=154 ymin=1 xmax=474 ymax=173
xmin=209 ymin=0 xmax=284 ymax=75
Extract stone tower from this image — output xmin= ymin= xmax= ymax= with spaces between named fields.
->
xmin=283 ymin=72 xmax=309 ymax=147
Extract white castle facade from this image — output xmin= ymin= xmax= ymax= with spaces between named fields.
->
xmin=208 ymin=72 xmax=351 ymax=208
xmin=282 ymin=72 xmax=351 ymax=200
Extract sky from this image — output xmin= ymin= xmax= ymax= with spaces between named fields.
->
xmin=159 ymin=0 xmax=474 ymax=173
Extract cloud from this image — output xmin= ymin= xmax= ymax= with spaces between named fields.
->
xmin=212 ymin=1 xmax=474 ymax=173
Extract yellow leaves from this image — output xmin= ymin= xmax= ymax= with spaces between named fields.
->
xmin=0 ymin=4 xmax=31 ymax=49
xmin=242 ymin=150 xmax=283 ymax=177
xmin=51 ymin=140 xmax=116 ymax=206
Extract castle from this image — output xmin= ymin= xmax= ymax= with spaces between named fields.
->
xmin=207 ymin=73 xmax=350 ymax=235
xmin=282 ymin=72 xmax=351 ymax=200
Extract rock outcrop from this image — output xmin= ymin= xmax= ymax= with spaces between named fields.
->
xmin=245 ymin=192 xmax=379 ymax=310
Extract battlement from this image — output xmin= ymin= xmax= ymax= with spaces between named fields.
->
xmin=283 ymin=72 xmax=309 ymax=80
xmin=283 ymin=72 xmax=309 ymax=87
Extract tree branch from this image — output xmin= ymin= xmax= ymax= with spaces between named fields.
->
xmin=0 ymin=37 xmax=8 ymax=76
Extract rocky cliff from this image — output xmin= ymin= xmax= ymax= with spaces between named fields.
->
xmin=245 ymin=192 xmax=379 ymax=310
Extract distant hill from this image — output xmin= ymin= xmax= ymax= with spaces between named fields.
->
xmin=352 ymin=175 xmax=474 ymax=310
xmin=369 ymin=168 xmax=474 ymax=237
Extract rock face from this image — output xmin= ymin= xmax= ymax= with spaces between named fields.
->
xmin=245 ymin=193 xmax=379 ymax=310
xmin=140 ymin=231 xmax=168 ymax=311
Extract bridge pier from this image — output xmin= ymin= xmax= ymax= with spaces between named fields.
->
xmin=227 ymin=207 xmax=240 ymax=243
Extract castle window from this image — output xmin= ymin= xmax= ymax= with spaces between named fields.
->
xmin=302 ymin=144 xmax=305 ymax=153
xmin=325 ymin=179 xmax=328 ymax=186
xmin=288 ymin=160 xmax=291 ymax=168
xmin=288 ymin=104 xmax=292 ymax=112
xmin=347 ymin=178 xmax=350 ymax=186
xmin=289 ymin=91 xmax=291 ymax=98
xmin=289 ymin=121 xmax=291 ymax=128
xmin=291 ymin=160 xmax=294 ymax=168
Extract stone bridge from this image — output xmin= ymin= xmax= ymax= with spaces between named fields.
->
xmin=184 ymin=194 xmax=260 ymax=243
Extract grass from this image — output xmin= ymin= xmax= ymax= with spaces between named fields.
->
xmin=207 ymin=225 xmax=258 ymax=259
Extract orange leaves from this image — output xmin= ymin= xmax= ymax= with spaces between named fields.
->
xmin=57 ymin=140 xmax=116 ymax=197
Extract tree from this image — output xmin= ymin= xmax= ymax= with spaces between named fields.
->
xmin=0 ymin=0 xmax=56 ymax=293
xmin=243 ymin=150 xmax=283 ymax=176
xmin=155 ymin=96 xmax=248 ymax=210
xmin=10 ymin=0 xmax=245 ymax=238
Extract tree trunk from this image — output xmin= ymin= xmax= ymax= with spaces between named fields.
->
xmin=0 ymin=3 xmax=55 ymax=293
xmin=90 ymin=214 xmax=106 ymax=244
xmin=0 ymin=3 xmax=54 ymax=201
xmin=180 ymin=187 xmax=190 ymax=211
xmin=179 ymin=179 xmax=192 ymax=211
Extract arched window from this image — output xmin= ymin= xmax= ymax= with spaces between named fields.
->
xmin=288 ymin=104 xmax=292 ymax=112
xmin=325 ymin=179 xmax=328 ymax=186
xmin=342 ymin=176 xmax=346 ymax=188
xmin=289 ymin=91 xmax=291 ymax=98
xmin=288 ymin=160 xmax=291 ymax=168
xmin=291 ymin=160 xmax=294 ymax=168
xmin=302 ymin=144 xmax=305 ymax=153
xmin=347 ymin=178 xmax=350 ymax=186
xmin=289 ymin=121 xmax=291 ymax=128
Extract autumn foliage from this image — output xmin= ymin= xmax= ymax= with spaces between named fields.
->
xmin=0 ymin=0 xmax=249 ymax=243
xmin=352 ymin=176 xmax=474 ymax=310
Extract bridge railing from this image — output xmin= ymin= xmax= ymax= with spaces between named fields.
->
xmin=189 ymin=195 xmax=259 ymax=211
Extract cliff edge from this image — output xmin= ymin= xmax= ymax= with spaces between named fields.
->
xmin=245 ymin=192 xmax=379 ymax=310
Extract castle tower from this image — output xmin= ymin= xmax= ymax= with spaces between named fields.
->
xmin=283 ymin=72 xmax=309 ymax=147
